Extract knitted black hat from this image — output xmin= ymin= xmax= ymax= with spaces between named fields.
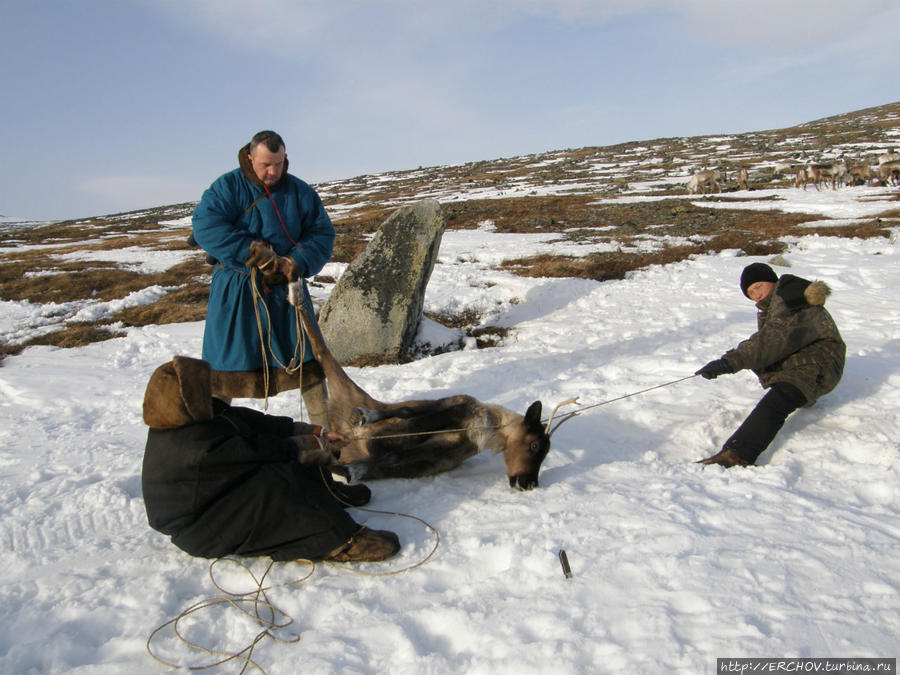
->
xmin=740 ymin=263 xmax=778 ymax=298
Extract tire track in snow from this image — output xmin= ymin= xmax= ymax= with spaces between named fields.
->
xmin=0 ymin=478 xmax=148 ymax=559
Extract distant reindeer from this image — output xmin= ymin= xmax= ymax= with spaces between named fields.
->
xmin=737 ymin=168 xmax=749 ymax=191
xmin=291 ymin=299 xmax=552 ymax=490
xmin=773 ymin=162 xmax=795 ymax=176
xmin=686 ymin=169 xmax=724 ymax=195
xmin=877 ymin=152 xmax=899 ymax=166
xmin=846 ymin=165 xmax=876 ymax=186
xmin=773 ymin=161 xmax=804 ymax=177
xmin=805 ymin=161 xmax=846 ymax=191
xmin=879 ymin=160 xmax=900 ymax=186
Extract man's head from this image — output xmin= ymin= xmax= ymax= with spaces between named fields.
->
xmin=247 ymin=130 xmax=286 ymax=186
xmin=740 ymin=262 xmax=778 ymax=302
xmin=142 ymin=356 xmax=214 ymax=429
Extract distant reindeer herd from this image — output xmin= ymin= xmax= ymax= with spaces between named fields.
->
xmin=686 ymin=150 xmax=900 ymax=194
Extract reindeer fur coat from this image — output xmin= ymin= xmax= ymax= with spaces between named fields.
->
xmin=141 ymin=357 xmax=357 ymax=561
xmin=721 ymin=275 xmax=845 ymax=406
xmin=191 ymin=144 xmax=335 ymax=372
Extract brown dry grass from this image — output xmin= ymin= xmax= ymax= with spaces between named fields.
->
xmin=2 ymin=101 xmax=899 ymax=362
xmin=1 ymin=198 xmax=893 ymax=362
xmin=497 ymin=202 xmax=893 ymax=281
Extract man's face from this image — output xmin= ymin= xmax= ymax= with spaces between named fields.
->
xmin=248 ymin=144 xmax=286 ymax=186
xmin=746 ymin=281 xmax=775 ymax=303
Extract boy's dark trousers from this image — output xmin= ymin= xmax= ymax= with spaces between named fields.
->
xmin=724 ymin=382 xmax=808 ymax=464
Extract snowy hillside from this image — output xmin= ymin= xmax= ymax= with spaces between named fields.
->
xmin=1 ymin=181 xmax=898 ymax=672
xmin=2 ymin=102 xmax=900 ymax=672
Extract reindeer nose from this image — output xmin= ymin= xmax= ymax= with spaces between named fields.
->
xmin=509 ymin=474 xmax=539 ymax=490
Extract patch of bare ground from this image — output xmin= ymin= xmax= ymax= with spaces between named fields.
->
xmin=0 ymin=221 xmax=211 ymax=359
xmin=0 ymin=323 xmax=128 ymax=361
xmin=1 ymin=198 xmax=894 ymax=362
xmin=496 ymin=200 xmax=893 ymax=281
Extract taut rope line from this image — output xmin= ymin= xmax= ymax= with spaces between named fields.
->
xmin=332 ymin=375 xmax=701 ymax=443
xmin=543 ymin=374 xmax=700 ymax=437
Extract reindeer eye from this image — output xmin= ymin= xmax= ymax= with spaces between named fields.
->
xmin=530 ymin=441 xmax=539 ymax=453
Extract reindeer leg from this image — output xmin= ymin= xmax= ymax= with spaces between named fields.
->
xmin=357 ymin=399 xmax=454 ymax=426
xmin=348 ymin=398 xmax=482 ymax=480
xmin=344 ymin=436 xmax=479 ymax=480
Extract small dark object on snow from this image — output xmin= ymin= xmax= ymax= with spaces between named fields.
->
xmin=558 ymin=549 xmax=573 ymax=579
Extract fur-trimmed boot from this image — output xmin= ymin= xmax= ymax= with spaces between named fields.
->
xmin=325 ymin=527 xmax=400 ymax=562
xmin=697 ymin=447 xmax=751 ymax=468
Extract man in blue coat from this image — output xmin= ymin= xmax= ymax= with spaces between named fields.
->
xmin=192 ymin=131 xmax=334 ymax=423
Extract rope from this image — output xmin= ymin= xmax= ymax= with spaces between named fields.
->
xmin=249 ymin=267 xmax=307 ymax=414
xmin=318 ymin=467 xmax=441 ymax=577
xmin=337 ymin=375 xmax=702 ymax=443
xmin=146 ymin=558 xmax=309 ymax=674
xmin=146 ymin=468 xmax=440 ymax=673
xmin=543 ymin=374 xmax=699 ymax=436
xmin=566 ymin=374 xmax=699 ymax=416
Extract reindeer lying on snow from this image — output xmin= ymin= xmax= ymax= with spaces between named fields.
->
xmin=291 ymin=298 xmax=552 ymax=490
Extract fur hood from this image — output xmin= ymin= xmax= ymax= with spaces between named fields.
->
xmin=142 ymin=356 xmax=214 ymax=429
xmin=237 ymin=142 xmax=289 ymax=190
xmin=772 ymin=275 xmax=831 ymax=312
xmin=803 ymin=280 xmax=831 ymax=306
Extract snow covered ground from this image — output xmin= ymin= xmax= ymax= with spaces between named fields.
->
xmin=0 ymin=186 xmax=898 ymax=673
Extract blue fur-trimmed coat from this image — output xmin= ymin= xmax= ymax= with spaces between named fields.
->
xmin=192 ymin=145 xmax=335 ymax=371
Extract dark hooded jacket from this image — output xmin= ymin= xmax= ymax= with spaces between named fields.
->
xmin=721 ymin=275 xmax=845 ymax=406
xmin=141 ymin=357 xmax=357 ymax=561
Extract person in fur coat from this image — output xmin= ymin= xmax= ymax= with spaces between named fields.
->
xmin=141 ymin=356 xmax=401 ymax=562
xmin=695 ymin=262 xmax=845 ymax=467
xmin=191 ymin=130 xmax=335 ymax=424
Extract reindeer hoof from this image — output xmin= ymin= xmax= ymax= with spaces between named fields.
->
xmin=356 ymin=408 xmax=386 ymax=426
xmin=343 ymin=462 xmax=373 ymax=483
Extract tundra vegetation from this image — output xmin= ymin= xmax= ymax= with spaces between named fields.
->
xmin=2 ymin=101 xmax=899 ymax=364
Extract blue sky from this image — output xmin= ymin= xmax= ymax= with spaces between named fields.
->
xmin=1 ymin=0 xmax=898 ymax=221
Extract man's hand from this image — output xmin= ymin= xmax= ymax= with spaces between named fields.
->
xmin=275 ymin=255 xmax=299 ymax=282
xmin=246 ymin=242 xmax=299 ymax=284
xmin=291 ymin=430 xmax=350 ymax=465
xmin=319 ymin=431 xmax=350 ymax=459
xmin=245 ymin=240 xmax=278 ymax=271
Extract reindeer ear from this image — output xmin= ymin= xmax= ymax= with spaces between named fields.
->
xmin=525 ymin=400 xmax=542 ymax=424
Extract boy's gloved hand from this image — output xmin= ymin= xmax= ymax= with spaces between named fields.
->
xmin=695 ymin=359 xmax=733 ymax=380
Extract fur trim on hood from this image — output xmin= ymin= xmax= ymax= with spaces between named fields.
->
xmin=775 ymin=274 xmax=831 ymax=312
xmin=804 ymin=280 xmax=831 ymax=306
xmin=238 ymin=143 xmax=289 ymax=189
xmin=143 ymin=356 xmax=214 ymax=429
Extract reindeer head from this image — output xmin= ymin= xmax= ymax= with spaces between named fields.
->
xmin=503 ymin=401 xmax=551 ymax=490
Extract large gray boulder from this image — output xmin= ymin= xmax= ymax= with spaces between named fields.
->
xmin=319 ymin=199 xmax=445 ymax=363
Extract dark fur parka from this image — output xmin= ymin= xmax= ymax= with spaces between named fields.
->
xmin=722 ymin=275 xmax=845 ymax=406
xmin=141 ymin=357 xmax=357 ymax=561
